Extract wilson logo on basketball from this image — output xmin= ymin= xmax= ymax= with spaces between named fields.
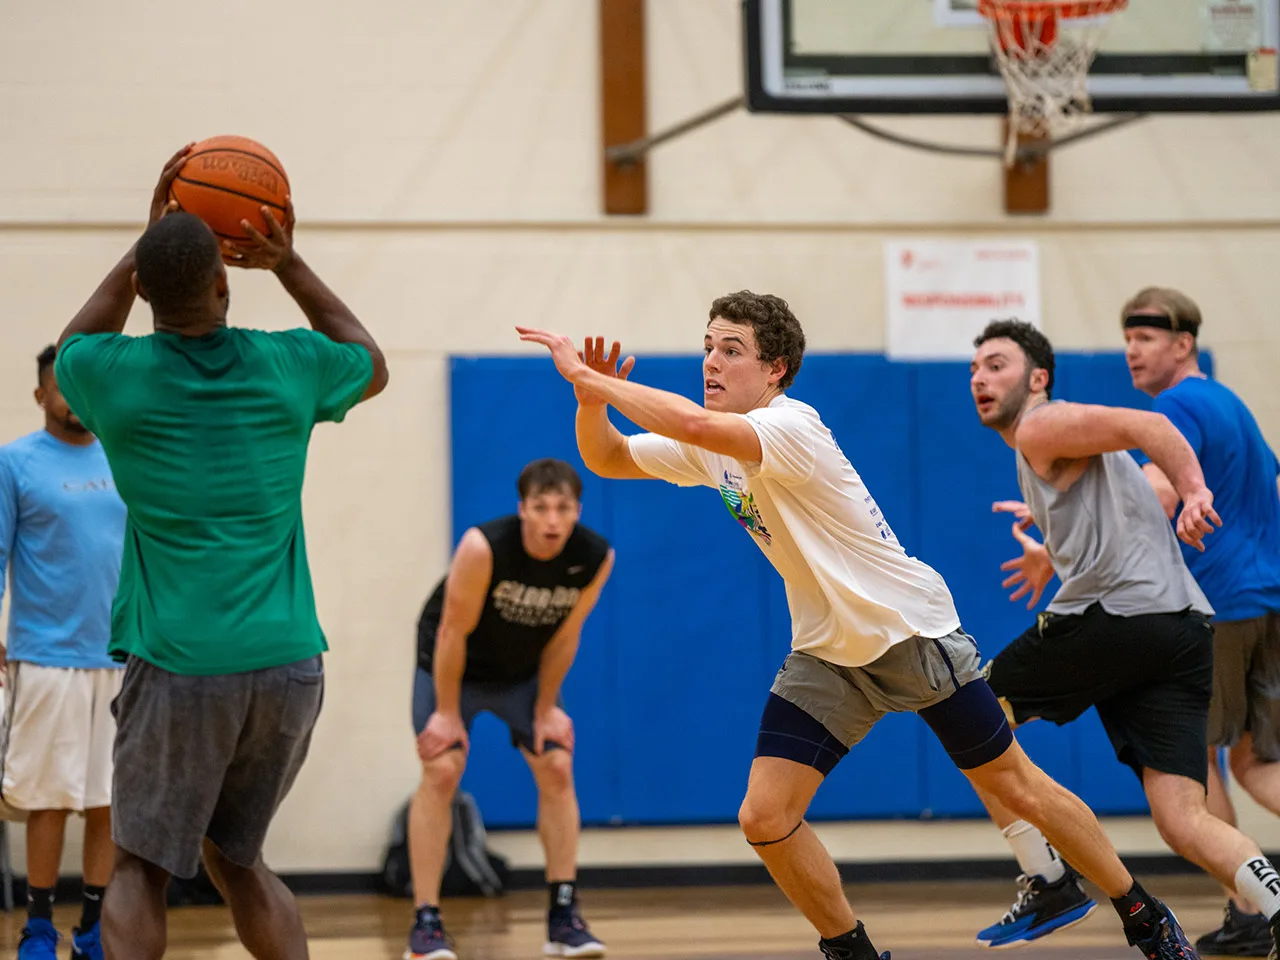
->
xmin=195 ymin=156 xmax=280 ymax=193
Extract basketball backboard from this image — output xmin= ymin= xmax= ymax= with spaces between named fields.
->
xmin=744 ymin=0 xmax=1280 ymax=115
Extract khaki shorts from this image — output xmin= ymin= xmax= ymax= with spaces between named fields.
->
xmin=770 ymin=630 xmax=984 ymax=749
xmin=1210 ymin=614 xmax=1280 ymax=760
xmin=0 ymin=663 xmax=122 ymax=813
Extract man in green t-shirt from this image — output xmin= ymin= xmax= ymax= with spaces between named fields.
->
xmin=53 ymin=145 xmax=389 ymax=960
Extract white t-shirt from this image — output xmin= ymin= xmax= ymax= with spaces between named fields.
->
xmin=627 ymin=395 xmax=960 ymax=667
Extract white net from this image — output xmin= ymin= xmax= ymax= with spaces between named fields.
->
xmin=980 ymin=0 xmax=1128 ymax=165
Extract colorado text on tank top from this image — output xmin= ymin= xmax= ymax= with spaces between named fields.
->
xmin=416 ymin=514 xmax=611 ymax=684
xmin=1014 ymin=436 xmax=1212 ymax=619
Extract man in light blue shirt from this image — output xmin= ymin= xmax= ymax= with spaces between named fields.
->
xmin=0 ymin=345 xmax=126 ymax=960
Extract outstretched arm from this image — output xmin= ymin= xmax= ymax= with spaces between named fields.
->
xmin=1017 ymin=402 xmax=1220 ymax=550
xmin=571 ymin=338 xmax=650 ymax=479
xmin=519 ymin=328 xmax=763 ymax=462
xmin=59 ymin=145 xmax=193 ymax=348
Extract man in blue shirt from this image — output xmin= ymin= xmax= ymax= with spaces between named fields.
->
xmin=973 ymin=289 xmax=1280 ymax=955
xmin=1124 ymin=287 xmax=1280 ymax=957
xmin=0 ymin=345 xmax=126 ymax=960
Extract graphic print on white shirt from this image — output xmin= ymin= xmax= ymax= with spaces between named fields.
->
xmin=718 ymin=470 xmax=772 ymax=545
xmin=627 ymin=395 xmax=960 ymax=667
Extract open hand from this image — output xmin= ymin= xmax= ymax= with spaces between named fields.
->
xmin=150 ymin=143 xmax=194 ymax=226
xmin=417 ymin=710 xmax=468 ymax=762
xmin=992 ymin=500 xmax=1034 ymax=528
xmin=575 ymin=337 xmax=635 ymax=407
xmin=1000 ymin=522 xmax=1055 ymax=610
xmin=516 ymin=326 xmax=589 ymax=384
xmin=1176 ymin=487 xmax=1222 ymax=552
xmin=533 ymin=705 xmax=575 ymax=755
xmin=222 ymin=201 xmax=295 ymax=271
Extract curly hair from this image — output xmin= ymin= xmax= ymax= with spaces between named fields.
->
xmin=974 ymin=318 xmax=1055 ymax=398
xmin=707 ymin=291 xmax=806 ymax=389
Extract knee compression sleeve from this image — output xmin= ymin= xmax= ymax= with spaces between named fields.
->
xmin=754 ymin=693 xmax=848 ymax=776
xmin=918 ymin=679 xmax=1013 ymax=770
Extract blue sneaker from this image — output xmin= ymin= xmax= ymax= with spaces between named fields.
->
xmin=17 ymin=918 xmax=60 ymax=960
xmin=71 ymin=922 xmax=104 ymax=960
xmin=977 ymin=869 xmax=1097 ymax=948
xmin=1129 ymin=902 xmax=1202 ymax=960
xmin=545 ymin=908 xmax=605 ymax=957
xmin=405 ymin=916 xmax=457 ymax=960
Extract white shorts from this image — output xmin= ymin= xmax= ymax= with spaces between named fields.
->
xmin=0 ymin=662 xmax=123 ymax=813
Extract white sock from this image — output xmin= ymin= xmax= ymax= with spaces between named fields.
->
xmin=1235 ymin=857 xmax=1280 ymax=922
xmin=1003 ymin=820 xmax=1066 ymax=883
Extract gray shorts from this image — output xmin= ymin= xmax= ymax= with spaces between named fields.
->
xmin=111 ymin=654 xmax=324 ymax=879
xmin=1210 ymin=614 xmax=1280 ymax=759
xmin=412 ymin=668 xmax=564 ymax=752
xmin=770 ymin=630 xmax=984 ymax=748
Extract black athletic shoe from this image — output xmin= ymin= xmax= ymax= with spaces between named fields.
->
xmin=405 ymin=916 xmax=457 ymax=960
xmin=1194 ymin=902 xmax=1273 ymax=957
xmin=544 ymin=908 xmax=605 ymax=957
xmin=1128 ymin=901 xmax=1201 ymax=960
xmin=817 ymin=941 xmax=889 ymax=960
xmin=976 ymin=867 xmax=1098 ymax=947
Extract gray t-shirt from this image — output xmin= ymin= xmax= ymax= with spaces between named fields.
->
xmin=1015 ymin=444 xmax=1212 ymax=618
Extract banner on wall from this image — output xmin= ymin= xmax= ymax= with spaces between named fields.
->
xmin=884 ymin=239 xmax=1041 ymax=360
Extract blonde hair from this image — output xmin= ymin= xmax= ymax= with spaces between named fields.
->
xmin=1120 ymin=287 xmax=1202 ymax=337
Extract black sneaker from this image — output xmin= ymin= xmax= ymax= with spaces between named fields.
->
xmin=818 ymin=922 xmax=890 ymax=960
xmin=405 ymin=916 xmax=457 ymax=960
xmin=1128 ymin=901 xmax=1201 ymax=959
xmin=545 ymin=908 xmax=605 ymax=958
xmin=817 ymin=941 xmax=889 ymax=960
xmin=975 ymin=867 xmax=1098 ymax=948
xmin=1194 ymin=902 xmax=1273 ymax=957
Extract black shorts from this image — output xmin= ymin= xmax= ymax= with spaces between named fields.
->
xmin=986 ymin=603 xmax=1214 ymax=786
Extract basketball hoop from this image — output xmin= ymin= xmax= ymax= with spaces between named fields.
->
xmin=979 ymin=0 xmax=1128 ymax=165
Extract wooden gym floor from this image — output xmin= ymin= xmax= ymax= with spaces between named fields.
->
xmin=0 ymin=875 xmax=1235 ymax=958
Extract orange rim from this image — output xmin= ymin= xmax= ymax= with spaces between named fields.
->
xmin=978 ymin=0 xmax=1127 ymax=19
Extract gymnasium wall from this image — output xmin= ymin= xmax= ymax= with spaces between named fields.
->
xmin=0 ymin=0 xmax=1278 ymax=871
xmin=449 ymin=351 xmax=1216 ymax=827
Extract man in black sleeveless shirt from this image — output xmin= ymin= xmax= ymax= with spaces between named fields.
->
xmin=406 ymin=459 xmax=614 ymax=960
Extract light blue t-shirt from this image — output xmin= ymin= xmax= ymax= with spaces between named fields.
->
xmin=1133 ymin=376 xmax=1280 ymax=622
xmin=0 ymin=430 xmax=126 ymax=668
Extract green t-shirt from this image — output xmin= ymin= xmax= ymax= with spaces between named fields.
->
xmin=55 ymin=327 xmax=373 ymax=676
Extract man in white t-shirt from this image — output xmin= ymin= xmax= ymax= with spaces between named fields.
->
xmin=517 ymin=291 xmax=1200 ymax=960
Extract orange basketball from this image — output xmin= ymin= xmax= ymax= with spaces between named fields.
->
xmin=168 ymin=135 xmax=290 ymax=242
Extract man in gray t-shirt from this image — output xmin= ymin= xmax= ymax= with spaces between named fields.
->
xmin=968 ymin=319 xmax=1280 ymax=959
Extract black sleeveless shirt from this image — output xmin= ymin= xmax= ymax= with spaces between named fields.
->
xmin=417 ymin=515 xmax=611 ymax=684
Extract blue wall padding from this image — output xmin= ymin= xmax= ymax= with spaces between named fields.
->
xmin=444 ymin=350 xmax=1212 ymax=827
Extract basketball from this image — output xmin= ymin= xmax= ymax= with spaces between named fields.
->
xmin=168 ymin=135 xmax=290 ymax=242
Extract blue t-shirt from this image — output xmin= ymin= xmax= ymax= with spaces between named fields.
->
xmin=1133 ymin=377 xmax=1280 ymax=621
xmin=0 ymin=430 xmax=126 ymax=668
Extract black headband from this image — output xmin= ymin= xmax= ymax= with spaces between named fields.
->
xmin=1124 ymin=313 xmax=1192 ymax=335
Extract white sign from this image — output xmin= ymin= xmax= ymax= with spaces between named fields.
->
xmin=884 ymin=240 xmax=1041 ymax=360
xmin=1203 ymin=1 xmax=1262 ymax=52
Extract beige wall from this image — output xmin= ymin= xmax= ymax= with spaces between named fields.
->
xmin=2 ymin=0 xmax=1280 ymax=872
